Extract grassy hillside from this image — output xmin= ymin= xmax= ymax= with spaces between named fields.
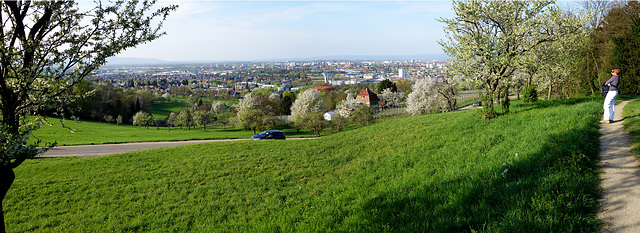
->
xmin=8 ymin=98 xmax=603 ymax=232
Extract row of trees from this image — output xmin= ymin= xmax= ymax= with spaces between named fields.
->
xmin=576 ymin=1 xmax=640 ymax=96
xmin=131 ymin=99 xmax=233 ymax=131
xmin=439 ymin=0 xmax=591 ymax=119
xmin=232 ymin=88 xmax=382 ymax=136
xmin=65 ymin=77 xmax=412 ymax=132
xmin=126 ymin=78 xmax=409 ymax=134
xmin=65 ymin=81 xmax=156 ymax=124
xmin=437 ymin=0 xmax=640 ymax=120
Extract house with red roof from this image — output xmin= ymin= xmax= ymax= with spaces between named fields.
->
xmin=356 ymin=88 xmax=379 ymax=106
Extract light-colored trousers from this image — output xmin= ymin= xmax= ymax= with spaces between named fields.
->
xmin=603 ymin=90 xmax=618 ymax=121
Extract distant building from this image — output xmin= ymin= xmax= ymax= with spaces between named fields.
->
xmin=329 ymin=79 xmax=357 ymax=85
xmin=278 ymin=84 xmax=292 ymax=92
xmin=398 ymin=69 xmax=405 ymax=78
xmin=363 ymin=73 xmax=375 ymax=79
xmin=323 ymin=73 xmax=331 ymax=83
xmin=324 ymin=112 xmax=336 ymax=121
xmin=356 ymin=88 xmax=380 ymax=106
xmin=291 ymin=86 xmax=306 ymax=91
xmin=314 ymin=86 xmax=335 ymax=92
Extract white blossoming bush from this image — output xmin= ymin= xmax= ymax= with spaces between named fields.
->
xmin=232 ymin=93 xmax=262 ymax=130
xmin=210 ymin=101 xmax=227 ymax=115
xmin=290 ymin=89 xmax=323 ymax=123
xmin=235 ymin=93 xmax=260 ymax=112
xmin=406 ymin=78 xmax=444 ymax=115
xmin=379 ymin=88 xmax=403 ymax=108
xmin=335 ymin=93 xmax=362 ymax=118
xmin=269 ymin=92 xmax=281 ymax=100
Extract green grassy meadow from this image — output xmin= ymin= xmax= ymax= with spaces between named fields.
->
xmin=150 ymin=97 xmax=235 ymax=120
xmin=149 ymin=101 xmax=187 ymax=120
xmin=7 ymin=98 xmax=604 ymax=232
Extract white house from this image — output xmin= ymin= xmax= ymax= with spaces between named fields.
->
xmin=324 ymin=112 xmax=336 ymax=121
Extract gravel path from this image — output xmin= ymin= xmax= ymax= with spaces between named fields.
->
xmin=598 ymin=99 xmax=640 ymax=233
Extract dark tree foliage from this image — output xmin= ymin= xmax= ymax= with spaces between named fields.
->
xmin=611 ymin=17 xmax=640 ymax=95
xmin=521 ymin=86 xmax=539 ymax=103
xmin=376 ymin=79 xmax=397 ymax=93
xmin=350 ymin=104 xmax=376 ymax=126
xmin=62 ymin=82 xmax=156 ymax=123
xmin=577 ymin=1 xmax=640 ymax=95
xmin=322 ymin=91 xmax=347 ymax=112
xmin=279 ymin=95 xmax=293 ymax=115
xmin=299 ymin=112 xmax=326 ymax=137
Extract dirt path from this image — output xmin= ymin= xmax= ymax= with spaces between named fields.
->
xmin=598 ymin=99 xmax=640 ymax=233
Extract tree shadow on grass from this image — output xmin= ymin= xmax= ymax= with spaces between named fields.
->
xmin=623 ymin=114 xmax=640 ymax=121
xmin=359 ymin=125 xmax=604 ymax=232
xmin=505 ymin=97 xmax=598 ymax=116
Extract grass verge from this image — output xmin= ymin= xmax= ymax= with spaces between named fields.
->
xmin=8 ymin=98 xmax=603 ymax=232
xmin=621 ymin=97 xmax=640 ymax=159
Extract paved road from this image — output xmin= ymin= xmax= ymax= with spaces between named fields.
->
xmin=38 ymin=139 xmax=249 ymax=158
xmin=38 ymin=138 xmax=316 ymax=158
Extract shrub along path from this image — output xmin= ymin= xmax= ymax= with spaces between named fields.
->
xmin=598 ymin=99 xmax=640 ymax=233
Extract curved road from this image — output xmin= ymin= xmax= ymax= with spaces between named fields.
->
xmin=38 ymin=139 xmax=249 ymax=158
xmin=39 ymin=138 xmax=315 ymax=158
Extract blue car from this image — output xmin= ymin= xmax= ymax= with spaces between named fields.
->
xmin=251 ymin=130 xmax=286 ymax=140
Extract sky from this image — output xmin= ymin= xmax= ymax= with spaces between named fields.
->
xmin=114 ymin=1 xmax=455 ymax=62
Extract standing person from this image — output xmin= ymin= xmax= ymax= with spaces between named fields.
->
xmin=602 ymin=68 xmax=621 ymax=124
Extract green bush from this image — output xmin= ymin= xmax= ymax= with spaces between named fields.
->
xmin=522 ymin=86 xmax=538 ymax=103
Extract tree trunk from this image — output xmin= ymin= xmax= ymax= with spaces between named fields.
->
xmin=0 ymin=168 xmax=16 ymax=233
xmin=547 ymin=85 xmax=553 ymax=100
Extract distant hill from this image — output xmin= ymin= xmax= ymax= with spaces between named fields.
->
xmin=105 ymin=57 xmax=174 ymax=66
xmin=105 ymin=53 xmax=449 ymax=66
xmin=300 ymin=53 xmax=449 ymax=61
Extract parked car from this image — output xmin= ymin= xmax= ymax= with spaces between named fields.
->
xmin=251 ymin=130 xmax=286 ymax=140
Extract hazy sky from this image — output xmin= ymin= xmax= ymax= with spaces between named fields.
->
xmin=115 ymin=1 xmax=455 ymax=62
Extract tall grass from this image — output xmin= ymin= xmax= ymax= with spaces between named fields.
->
xmin=8 ymin=98 xmax=603 ymax=232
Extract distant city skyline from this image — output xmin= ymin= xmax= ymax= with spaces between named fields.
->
xmin=114 ymin=1 xmax=455 ymax=62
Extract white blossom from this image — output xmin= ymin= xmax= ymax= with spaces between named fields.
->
xmin=290 ymin=89 xmax=323 ymax=123
xmin=335 ymin=93 xmax=362 ymax=118
xmin=210 ymin=101 xmax=227 ymax=115
xmin=379 ymin=88 xmax=402 ymax=108
xmin=406 ymin=78 xmax=443 ymax=115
